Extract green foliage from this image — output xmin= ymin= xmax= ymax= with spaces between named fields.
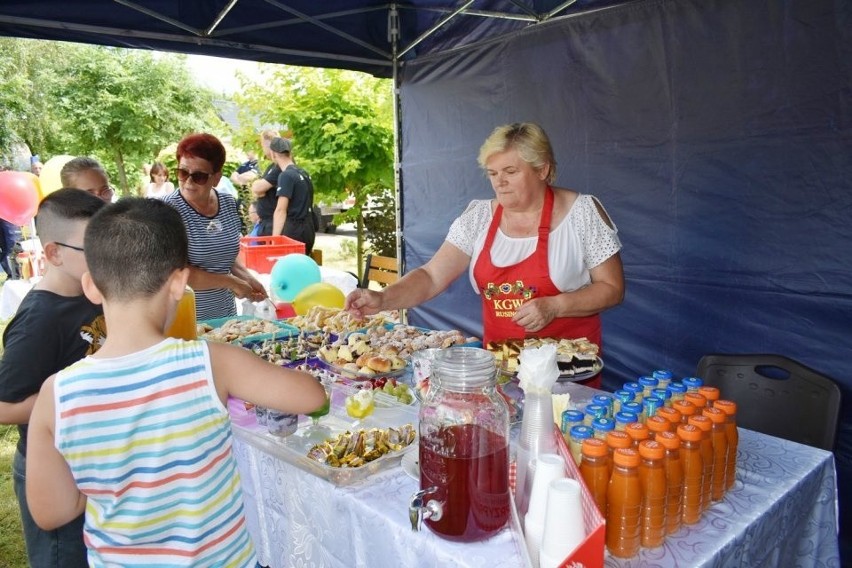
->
xmin=0 ymin=38 xmax=226 ymax=196
xmin=233 ymin=67 xmax=395 ymax=267
xmin=364 ymin=187 xmax=397 ymax=257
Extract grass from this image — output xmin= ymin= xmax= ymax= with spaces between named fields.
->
xmin=1 ymin=302 xmax=27 ymax=567
xmin=0 ymin=425 xmax=26 ymax=568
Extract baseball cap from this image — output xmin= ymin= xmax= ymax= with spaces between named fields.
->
xmin=270 ymin=137 xmax=292 ymax=154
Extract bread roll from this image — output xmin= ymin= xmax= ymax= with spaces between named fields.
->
xmin=366 ymin=355 xmax=392 ymax=373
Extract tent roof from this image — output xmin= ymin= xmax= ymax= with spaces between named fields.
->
xmin=0 ymin=0 xmax=630 ymax=77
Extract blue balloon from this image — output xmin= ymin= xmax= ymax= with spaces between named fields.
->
xmin=270 ymin=254 xmax=321 ymax=302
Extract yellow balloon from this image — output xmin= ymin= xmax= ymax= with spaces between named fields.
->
xmin=39 ymin=154 xmax=75 ymax=197
xmin=292 ymin=282 xmax=345 ymax=316
xmin=22 ymin=172 xmax=43 ymax=201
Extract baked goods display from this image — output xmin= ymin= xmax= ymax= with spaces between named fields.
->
xmin=348 ymin=324 xmax=477 ymax=357
xmin=197 ymin=318 xmax=286 ymax=343
xmin=487 ymin=337 xmax=601 ymax=378
xmin=288 ymin=306 xmax=392 ymax=335
xmin=306 ymin=423 xmax=416 ymax=468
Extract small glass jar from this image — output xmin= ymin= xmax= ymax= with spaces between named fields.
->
xmin=413 ymin=347 xmax=510 ymax=542
xmin=638 ymin=376 xmax=659 ymax=400
xmin=569 ymin=424 xmax=594 ymax=465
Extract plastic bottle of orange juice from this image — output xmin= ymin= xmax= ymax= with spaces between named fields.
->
xmin=624 ymin=421 xmax=650 ymax=449
xmin=688 ymin=415 xmax=714 ymax=513
xmin=606 ymin=430 xmax=633 ymax=479
xmin=638 ymin=440 xmax=667 ymax=548
xmin=606 ymin=448 xmax=642 ymax=558
xmin=656 ymin=431 xmax=683 ymax=535
xmin=677 ymin=423 xmax=704 ymax=525
xmin=579 ymin=438 xmax=610 ymax=516
xmin=672 ymin=399 xmax=697 ymax=424
xmin=645 ymin=415 xmax=670 ymax=440
xmin=683 ymin=392 xmax=707 ymax=411
xmin=165 ymin=287 xmax=197 ymax=340
xmin=702 ymin=407 xmax=729 ymax=502
xmin=656 ymin=406 xmax=682 ymax=428
xmin=698 ymin=386 xmax=720 ymax=408
xmin=714 ymin=400 xmax=739 ymax=490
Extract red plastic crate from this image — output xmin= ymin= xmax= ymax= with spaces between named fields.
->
xmin=238 ymin=235 xmax=305 ymax=273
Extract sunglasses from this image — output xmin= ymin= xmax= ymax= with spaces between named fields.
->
xmin=55 ymin=241 xmax=85 ymax=252
xmin=176 ymin=168 xmax=214 ymax=185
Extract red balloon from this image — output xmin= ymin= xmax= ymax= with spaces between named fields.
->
xmin=0 ymin=171 xmax=40 ymax=226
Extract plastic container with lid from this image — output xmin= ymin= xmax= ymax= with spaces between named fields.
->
xmin=651 ymin=369 xmax=673 ymax=392
xmin=568 ymin=424 xmax=594 ymax=466
xmin=656 ymin=431 xmax=683 ymax=535
xmin=637 ymin=440 xmax=667 ymax=548
xmin=411 ymin=347 xmax=510 ymax=542
xmin=687 ymin=415 xmax=714 ymax=514
xmin=645 ymin=415 xmax=671 ymax=439
xmin=579 ymin=438 xmax=610 ymax=516
xmin=606 ymin=448 xmax=642 ymax=558
xmin=684 ymin=392 xmax=708 ymax=410
xmin=623 ymin=382 xmax=643 ymax=404
xmin=672 ymin=399 xmax=698 ymax=424
xmin=714 ymin=400 xmax=739 ymax=490
xmin=622 ymin=401 xmax=643 ymax=419
xmin=681 ymin=376 xmax=704 ymax=393
xmin=583 ymin=403 xmax=607 ymax=426
xmin=638 ymin=376 xmax=659 ymax=400
xmin=666 ymin=382 xmax=687 ymax=407
xmin=656 ymin=406 xmax=682 ymax=427
xmin=697 ymin=386 xmax=720 ymax=407
xmin=703 ymin=407 xmax=729 ymax=502
xmin=642 ymin=395 xmax=664 ymax=422
xmin=652 ymin=388 xmax=670 ymax=406
xmin=561 ymin=409 xmax=585 ymax=440
xmin=592 ymin=394 xmax=614 ymax=418
xmin=676 ymin=423 xmax=704 ymax=525
xmin=625 ymin=421 xmax=650 ymax=448
xmin=591 ymin=417 xmax=615 ymax=440
xmin=614 ymin=411 xmax=639 ymax=431
xmin=612 ymin=389 xmax=634 ymax=415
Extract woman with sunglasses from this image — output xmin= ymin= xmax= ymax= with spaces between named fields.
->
xmin=164 ymin=133 xmax=267 ymax=320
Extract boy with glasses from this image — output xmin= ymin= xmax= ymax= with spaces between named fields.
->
xmin=0 ymin=188 xmax=106 ymax=568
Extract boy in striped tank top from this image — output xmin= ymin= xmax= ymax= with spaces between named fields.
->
xmin=25 ymin=198 xmax=326 ymax=567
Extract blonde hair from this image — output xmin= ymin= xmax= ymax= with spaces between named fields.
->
xmin=260 ymin=129 xmax=280 ymax=142
xmin=477 ymin=122 xmax=556 ymax=183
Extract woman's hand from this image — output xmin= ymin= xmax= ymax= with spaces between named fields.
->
xmin=345 ymin=289 xmax=384 ymax=318
xmin=512 ymin=296 xmax=559 ymax=333
xmin=231 ymin=276 xmax=267 ymax=301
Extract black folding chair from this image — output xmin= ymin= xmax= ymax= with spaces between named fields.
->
xmin=696 ymin=354 xmax=841 ymax=451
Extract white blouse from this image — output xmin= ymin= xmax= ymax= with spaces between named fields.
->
xmin=445 ymin=194 xmax=622 ymax=294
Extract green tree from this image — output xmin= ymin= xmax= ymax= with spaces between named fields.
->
xmin=0 ymin=38 xmax=224 ymax=194
xmin=233 ymin=67 xmax=394 ymax=273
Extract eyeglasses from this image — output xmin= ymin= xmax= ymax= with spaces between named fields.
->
xmin=88 ymin=186 xmax=115 ymax=199
xmin=55 ymin=242 xmax=85 ymax=252
xmin=176 ymin=168 xmax=213 ymax=185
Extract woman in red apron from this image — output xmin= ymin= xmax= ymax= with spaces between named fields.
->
xmin=345 ymin=123 xmax=624 ymax=388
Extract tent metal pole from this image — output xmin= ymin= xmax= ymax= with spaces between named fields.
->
xmin=398 ymin=0 xmax=475 ymax=59
xmin=389 ymin=3 xmax=406 ymax=322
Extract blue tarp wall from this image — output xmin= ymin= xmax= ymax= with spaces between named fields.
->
xmin=400 ymin=0 xmax=852 ymax=555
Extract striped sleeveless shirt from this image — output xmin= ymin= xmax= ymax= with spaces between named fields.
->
xmin=54 ymin=338 xmax=257 ymax=567
xmin=164 ymin=190 xmax=242 ymax=320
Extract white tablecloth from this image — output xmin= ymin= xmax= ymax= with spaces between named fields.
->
xmin=231 ymin=383 xmax=840 ymax=568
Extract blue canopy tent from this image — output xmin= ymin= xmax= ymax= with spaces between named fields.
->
xmin=1 ymin=0 xmax=849 ymax=560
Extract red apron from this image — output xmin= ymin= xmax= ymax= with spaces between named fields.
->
xmin=473 ymin=187 xmax=602 ymax=385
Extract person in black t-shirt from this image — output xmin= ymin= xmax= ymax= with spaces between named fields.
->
xmin=249 ymin=130 xmax=282 ymax=235
xmin=0 ymin=188 xmax=106 ymax=568
xmin=267 ymin=137 xmax=316 ymax=254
